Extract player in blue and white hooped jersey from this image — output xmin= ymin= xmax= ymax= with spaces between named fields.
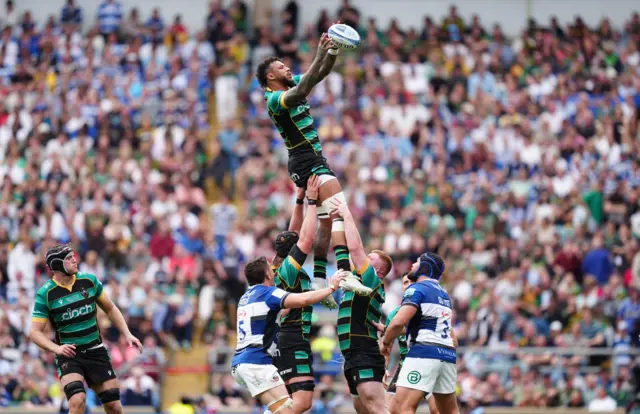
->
xmin=231 ymin=257 xmax=350 ymax=414
xmin=380 ymin=253 xmax=459 ymax=414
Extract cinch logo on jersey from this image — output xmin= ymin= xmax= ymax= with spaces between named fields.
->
xmin=61 ymin=304 xmax=95 ymax=321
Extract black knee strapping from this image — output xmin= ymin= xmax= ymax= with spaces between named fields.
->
xmin=98 ymin=388 xmax=121 ymax=404
xmin=64 ymin=381 xmax=85 ymax=400
xmin=287 ymin=380 xmax=315 ymax=394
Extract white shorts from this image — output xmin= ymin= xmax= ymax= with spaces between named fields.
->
xmin=396 ymin=358 xmax=457 ymax=395
xmin=231 ymin=363 xmax=285 ymax=397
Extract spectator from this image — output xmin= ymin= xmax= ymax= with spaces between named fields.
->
xmin=588 ymin=387 xmax=617 ymax=412
xmin=60 ymin=0 xmax=82 ymax=27
xmin=122 ymin=367 xmax=156 ymax=407
xmin=97 ymin=0 xmax=123 ymax=38
xmin=582 ymin=235 xmax=614 ymax=285
xmin=145 ymin=8 xmax=164 ymax=45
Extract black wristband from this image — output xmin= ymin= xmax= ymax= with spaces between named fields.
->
xmin=307 ymin=199 xmax=317 ymax=205
xmin=296 ymin=198 xmax=305 ymax=205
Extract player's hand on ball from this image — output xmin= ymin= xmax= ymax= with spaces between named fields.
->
xmin=306 ymin=175 xmax=320 ymax=200
xmin=126 ymin=333 xmax=143 ymax=353
xmin=318 ymin=33 xmax=333 ymax=52
xmin=55 ymin=344 xmax=76 ymax=357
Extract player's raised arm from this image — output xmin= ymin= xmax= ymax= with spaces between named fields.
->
xmin=295 ymin=175 xmax=321 ymax=254
xmin=288 ymin=187 xmax=306 ymax=233
xmin=96 ymin=289 xmax=143 ymax=353
xmin=282 ymin=34 xmax=334 ymax=108
xmin=329 ymin=198 xmax=367 ymax=270
xmin=283 ymin=270 xmax=346 ymax=308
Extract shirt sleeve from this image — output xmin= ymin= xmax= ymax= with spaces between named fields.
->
xmin=266 ymin=287 xmax=290 ymax=310
xmin=266 ymin=90 xmax=288 ymax=113
xmin=276 ymin=245 xmax=308 ymax=288
xmin=31 ymin=289 xmax=49 ymax=323
xmin=401 ymin=284 xmax=424 ymax=309
xmin=89 ymin=274 xmax=104 ymax=299
xmin=356 ymin=260 xmax=380 ymax=289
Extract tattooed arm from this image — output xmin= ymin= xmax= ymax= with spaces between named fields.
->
xmin=317 ymin=45 xmax=338 ymax=80
xmin=282 ymin=33 xmax=334 ymax=108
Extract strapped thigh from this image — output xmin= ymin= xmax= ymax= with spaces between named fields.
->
xmin=267 ymin=395 xmax=293 ymax=413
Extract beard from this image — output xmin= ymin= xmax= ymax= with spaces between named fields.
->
xmin=280 ymin=75 xmax=295 ymax=88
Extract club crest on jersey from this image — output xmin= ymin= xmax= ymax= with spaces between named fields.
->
xmin=81 ymin=287 xmax=89 ymax=299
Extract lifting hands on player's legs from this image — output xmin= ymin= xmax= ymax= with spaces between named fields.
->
xmin=333 ymin=269 xmax=372 ymax=295
xmin=305 ymin=175 xmax=321 ymax=200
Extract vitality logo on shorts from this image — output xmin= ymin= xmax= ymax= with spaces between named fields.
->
xmin=407 ymin=371 xmax=421 ymax=384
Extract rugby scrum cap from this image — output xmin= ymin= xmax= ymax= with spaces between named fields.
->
xmin=275 ymin=231 xmax=299 ymax=258
xmin=416 ymin=252 xmax=445 ymax=280
xmin=45 ymin=244 xmax=75 ymax=275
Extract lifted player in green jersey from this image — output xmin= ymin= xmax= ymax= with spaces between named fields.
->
xmin=256 ymin=29 xmax=360 ymax=303
xmin=30 ymin=245 xmax=142 ymax=414
xmin=329 ymin=198 xmax=393 ymax=414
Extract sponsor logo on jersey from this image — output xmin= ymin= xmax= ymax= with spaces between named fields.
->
xmin=403 ymin=288 xmax=415 ymax=298
xmin=61 ymin=304 xmax=94 ymax=321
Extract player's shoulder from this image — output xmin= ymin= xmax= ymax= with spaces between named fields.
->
xmin=292 ymin=74 xmax=303 ymax=84
xmin=75 ymin=272 xmax=99 ymax=284
xmin=36 ymin=279 xmax=56 ymax=296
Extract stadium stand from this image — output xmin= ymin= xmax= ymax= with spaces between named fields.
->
xmin=0 ymin=0 xmax=639 ymax=413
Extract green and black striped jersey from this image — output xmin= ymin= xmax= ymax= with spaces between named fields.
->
xmin=386 ymin=306 xmax=408 ymax=362
xmin=32 ymin=272 xmax=104 ymax=350
xmin=265 ymin=74 xmax=322 ymax=155
xmin=338 ymin=260 xmax=385 ymax=353
xmin=274 ymin=246 xmax=312 ymax=341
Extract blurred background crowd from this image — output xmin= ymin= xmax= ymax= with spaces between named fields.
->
xmin=0 ymin=0 xmax=640 ymax=413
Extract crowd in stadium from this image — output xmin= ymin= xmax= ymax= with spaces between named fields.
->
xmin=0 ymin=0 xmax=639 ymax=412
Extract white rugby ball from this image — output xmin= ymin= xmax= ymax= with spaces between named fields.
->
xmin=328 ymin=23 xmax=360 ymax=49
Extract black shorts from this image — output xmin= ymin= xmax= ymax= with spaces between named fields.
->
xmin=288 ymin=151 xmax=335 ymax=188
xmin=56 ymin=346 xmax=116 ymax=387
xmin=273 ymin=338 xmax=314 ymax=382
xmin=343 ymin=351 xmax=386 ymax=396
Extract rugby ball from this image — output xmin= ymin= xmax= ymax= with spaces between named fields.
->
xmin=328 ymin=23 xmax=360 ymax=49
